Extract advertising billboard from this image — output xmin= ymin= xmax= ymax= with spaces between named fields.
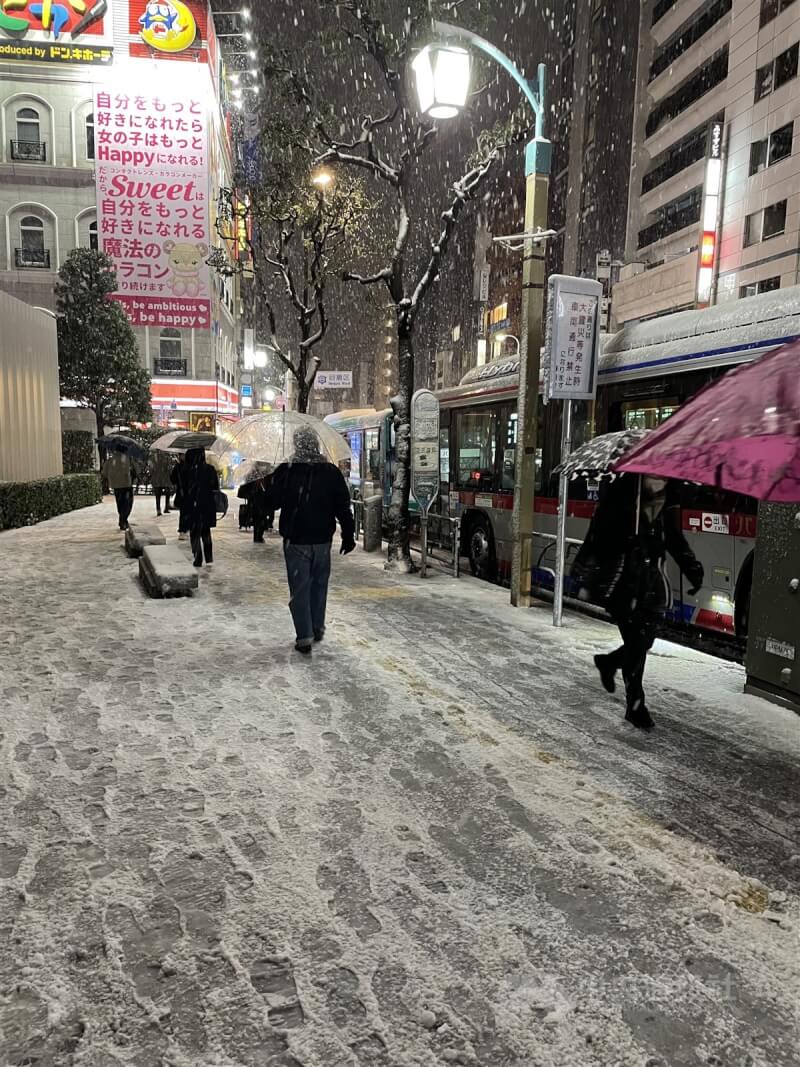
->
xmin=128 ymin=0 xmax=212 ymax=62
xmin=94 ymin=66 xmax=212 ymax=330
xmin=0 ymin=0 xmax=114 ymax=65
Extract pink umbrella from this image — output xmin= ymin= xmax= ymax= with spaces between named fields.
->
xmin=615 ymin=338 xmax=800 ymax=502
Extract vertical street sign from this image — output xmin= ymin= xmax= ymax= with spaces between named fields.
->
xmin=544 ymin=275 xmax=603 ymax=627
xmin=410 ymin=389 xmax=441 ymax=578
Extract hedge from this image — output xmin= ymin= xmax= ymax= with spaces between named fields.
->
xmin=62 ymin=430 xmax=96 ymax=474
xmin=0 ymin=473 xmax=102 ymax=531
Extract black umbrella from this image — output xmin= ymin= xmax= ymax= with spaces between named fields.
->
xmin=97 ymin=434 xmax=149 ymax=465
xmin=150 ymin=430 xmax=218 ymax=453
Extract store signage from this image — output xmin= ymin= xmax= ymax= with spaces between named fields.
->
xmin=479 ymin=266 xmax=491 ymax=303
xmin=0 ymin=0 xmax=114 ymax=64
xmin=240 ymin=384 xmax=252 ymax=397
xmin=543 ymin=275 xmax=603 ymax=401
xmin=137 ymin=0 xmax=197 ymax=52
xmin=411 ymin=389 xmax=440 ymax=513
xmin=94 ymin=67 xmax=212 ymax=330
xmin=315 ymin=371 xmax=353 ymax=389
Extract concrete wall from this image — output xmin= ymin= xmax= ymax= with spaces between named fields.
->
xmin=0 ymin=290 xmax=62 ymax=481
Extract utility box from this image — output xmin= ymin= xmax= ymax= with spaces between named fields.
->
xmin=744 ymin=503 xmax=800 ymax=714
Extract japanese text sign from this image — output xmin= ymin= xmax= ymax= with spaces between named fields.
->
xmin=411 ymin=389 xmax=440 ymax=513
xmin=94 ymin=69 xmax=212 ymax=330
xmin=315 ymin=371 xmax=353 ymax=390
xmin=544 ymin=275 xmax=603 ymax=402
xmin=0 ymin=0 xmax=114 ymax=64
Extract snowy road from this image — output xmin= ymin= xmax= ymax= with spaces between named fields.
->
xmin=1 ymin=500 xmax=798 ymax=1067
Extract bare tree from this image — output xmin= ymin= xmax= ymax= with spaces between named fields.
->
xmin=213 ymin=170 xmax=368 ymax=413
xmin=263 ymin=0 xmax=530 ymax=565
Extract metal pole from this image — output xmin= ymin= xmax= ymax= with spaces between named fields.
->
xmin=453 ymin=516 xmax=461 ymax=579
xmin=420 ymin=511 xmax=428 ymax=579
xmin=553 ymin=399 xmax=573 ymax=627
xmin=510 ymin=141 xmax=551 ymax=607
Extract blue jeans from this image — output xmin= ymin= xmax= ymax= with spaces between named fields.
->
xmin=283 ymin=542 xmax=332 ymax=646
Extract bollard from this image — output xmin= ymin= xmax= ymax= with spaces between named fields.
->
xmin=362 ymin=495 xmax=383 ymax=553
xmin=452 ymin=516 xmax=461 ymax=579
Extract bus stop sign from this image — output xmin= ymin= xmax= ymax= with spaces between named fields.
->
xmin=411 ymin=389 xmax=440 ymax=513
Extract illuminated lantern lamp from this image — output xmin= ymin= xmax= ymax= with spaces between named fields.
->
xmin=412 ymin=43 xmax=471 ymax=120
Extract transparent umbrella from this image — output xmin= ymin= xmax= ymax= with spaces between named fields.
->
xmin=211 ymin=412 xmax=352 ymax=475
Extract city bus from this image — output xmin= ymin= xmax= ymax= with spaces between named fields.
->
xmin=326 ymin=285 xmax=800 ymax=638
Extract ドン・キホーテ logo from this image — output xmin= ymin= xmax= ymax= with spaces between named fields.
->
xmin=138 ymin=1 xmax=197 ymax=53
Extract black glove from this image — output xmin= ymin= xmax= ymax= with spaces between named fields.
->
xmin=340 ymin=539 xmax=356 ymax=555
xmin=686 ymin=560 xmax=704 ymax=597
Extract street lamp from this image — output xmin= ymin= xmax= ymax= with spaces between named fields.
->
xmin=311 ymin=169 xmax=334 ymax=188
xmin=412 ymin=44 xmax=471 ymax=119
xmin=414 ymin=21 xmax=552 ymax=609
xmin=496 ymin=333 xmax=520 ymax=355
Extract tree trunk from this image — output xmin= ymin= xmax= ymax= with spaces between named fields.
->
xmin=95 ymin=408 xmax=105 ymax=440
xmin=297 ymin=381 xmax=310 ymax=413
xmin=386 ymin=324 xmax=414 ymax=570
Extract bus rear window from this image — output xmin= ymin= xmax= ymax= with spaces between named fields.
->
xmin=456 ymin=411 xmax=497 ymax=490
xmin=623 ymin=399 xmax=678 ymax=430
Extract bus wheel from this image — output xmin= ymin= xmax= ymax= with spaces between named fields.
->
xmin=468 ymin=517 xmax=497 ymax=582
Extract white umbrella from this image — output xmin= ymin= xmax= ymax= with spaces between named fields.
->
xmin=211 ymin=412 xmax=352 ymax=472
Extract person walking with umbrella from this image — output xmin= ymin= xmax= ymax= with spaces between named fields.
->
xmin=237 ymin=462 xmax=274 ymax=544
xmin=101 ymin=444 xmax=135 ymax=531
xmin=267 ymin=427 xmax=356 ymax=656
xmin=573 ymin=475 xmax=704 ymax=730
xmin=150 ymin=449 xmax=175 ymax=518
xmin=183 ymin=447 xmax=220 ymax=570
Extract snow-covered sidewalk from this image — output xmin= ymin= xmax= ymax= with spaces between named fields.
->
xmin=1 ymin=499 xmax=798 ymax=1067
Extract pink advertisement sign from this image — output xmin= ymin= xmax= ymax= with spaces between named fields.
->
xmin=94 ymin=76 xmax=211 ymax=329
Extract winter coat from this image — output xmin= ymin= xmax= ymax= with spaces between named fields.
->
xmin=267 ymin=458 xmax=355 ymax=546
xmin=102 ymin=452 xmax=132 ymax=490
xmin=237 ymin=478 xmax=271 ymax=519
xmin=149 ymin=450 xmax=174 ymax=489
xmin=183 ymin=447 xmax=220 ymax=531
xmin=572 ymin=476 xmax=703 ymax=623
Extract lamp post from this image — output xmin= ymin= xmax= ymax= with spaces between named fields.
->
xmin=414 ymin=22 xmax=551 ymax=608
xmin=495 ymin=332 xmax=521 ymax=356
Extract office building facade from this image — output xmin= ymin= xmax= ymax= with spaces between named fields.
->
xmin=613 ymin=0 xmax=800 ymax=326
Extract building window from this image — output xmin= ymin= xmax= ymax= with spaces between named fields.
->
xmin=755 ymin=41 xmax=799 ymax=100
xmin=638 ymin=186 xmax=702 ymax=249
xmin=760 ymin=0 xmax=797 ymax=26
xmin=161 ymin=329 xmax=181 ymax=361
xmin=89 ymin=220 xmax=98 ymax=250
xmin=16 ymin=215 xmax=49 ymax=269
xmin=744 ymin=199 xmax=787 ymax=246
xmin=85 ymin=112 xmax=95 ymax=160
xmin=749 ymin=123 xmax=793 ymax=174
xmin=646 ymin=47 xmax=728 ymax=138
xmin=739 ymin=276 xmax=781 ymax=298
xmin=649 ymin=0 xmax=732 ymax=82
xmin=12 ymin=106 xmax=46 ymax=162
xmin=749 ymin=138 xmax=768 ymax=175
xmin=769 ymin=122 xmax=793 ymax=165
xmin=652 ymin=0 xmax=677 ymax=25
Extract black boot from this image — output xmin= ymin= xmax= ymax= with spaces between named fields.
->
xmin=594 ymin=654 xmax=616 ymax=694
xmin=625 ymin=704 xmax=654 ymax=730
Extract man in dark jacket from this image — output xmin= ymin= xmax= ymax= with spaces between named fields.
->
xmin=184 ymin=447 xmax=220 ymax=569
xmin=267 ymin=427 xmax=356 ymax=655
xmin=573 ymin=475 xmax=703 ymax=730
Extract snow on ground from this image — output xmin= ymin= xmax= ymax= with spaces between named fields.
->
xmin=0 ymin=499 xmax=798 ymax=1067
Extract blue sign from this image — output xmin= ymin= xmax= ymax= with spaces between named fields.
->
xmin=241 ymin=384 xmax=252 ymax=397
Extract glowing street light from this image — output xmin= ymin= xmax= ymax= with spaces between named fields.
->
xmin=311 ymin=169 xmax=334 ymax=188
xmin=496 ymin=332 xmax=521 ymax=355
xmin=413 ymin=20 xmax=551 ymax=610
xmin=412 ymin=43 xmax=471 ymax=120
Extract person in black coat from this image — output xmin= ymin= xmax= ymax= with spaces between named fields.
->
xmin=171 ymin=455 xmax=190 ymax=540
xmin=572 ymin=475 xmax=703 ymax=730
xmin=184 ymin=447 xmax=220 ymax=569
xmin=237 ymin=465 xmax=274 ymax=543
xmin=266 ymin=427 xmax=356 ymax=655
